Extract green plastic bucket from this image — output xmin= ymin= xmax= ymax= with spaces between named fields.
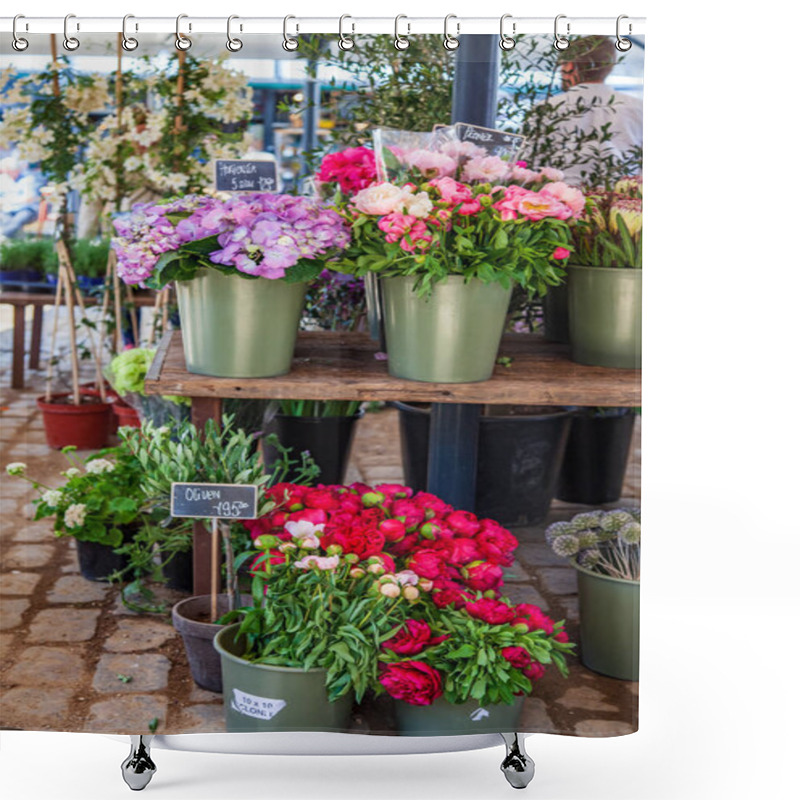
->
xmin=394 ymin=695 xmax=524 ymax=736
xmin=575 ymin=563 xmax=640 ymax=681
xmin=567 ymin=266 xmax=641 ymax=369
xmin=213 ymin=624 xmax=354 ymax=732
xmin=381 ymin=275 xmax=513 ymax=383
xmin=176 ymin=268 xmax=306 ymax=378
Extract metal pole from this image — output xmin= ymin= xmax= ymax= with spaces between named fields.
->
xmin=426 ymin=35 xmax=501 ymax=511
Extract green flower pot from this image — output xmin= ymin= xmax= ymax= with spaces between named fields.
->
xmin=574 ymin=562 xmax=640 ymax=681
xmin=381 ymin=275 xmax=513 ymax=383
xmin=176 ymin=268 xmax=306 ymax=378
xmin=567 ymin=266 xmax=641 ymax=369
xmin=394 ymin=695 xmax=524 ymax=736
xmin=213 ymin=624 xmax=354 ymax=732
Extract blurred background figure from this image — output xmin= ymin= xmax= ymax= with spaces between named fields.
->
xmin=542 ymin=36 xmax=643 ymax=186
xmin=1 ymin=151 xmax=42 ymax=239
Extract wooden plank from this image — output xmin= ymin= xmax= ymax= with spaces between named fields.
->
xmin=29 ymin=306 xmax=43 ymax=370
xmin=0 ymin=291 xmax=156 ymax=308
xmin=12 ymin=305 xmax=25 ymax=389
xmin=146 ymin=331 xmax=641 ymax=407
xmin=145 ymin=329 xmax=173 ymax=385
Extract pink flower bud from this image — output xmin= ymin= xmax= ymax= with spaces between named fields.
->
xmin=378 ymin=574 xmax=398 ymax=585
xmin=368 ymin=563 xmax=385 ymax=575
xmin=344 ymin=552 xmax=360 ymax=564
xmin=361 ymin=491 xmax=386 ymax=507
xmin=418 ymin=579 xmax=434 ymax=592
xmin=402 ymin=585 xmax=420 ymax=601
xmin=379 ymin=583 xmax=401 ymax=598
xmin=326 ymin=544 xmax=343 ymax=556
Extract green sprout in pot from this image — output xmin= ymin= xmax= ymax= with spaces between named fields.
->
xmin=545 ymin=507 xmax=640 ymax=581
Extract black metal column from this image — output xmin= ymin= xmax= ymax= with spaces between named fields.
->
xmin=426 ymin=35 xmax=500 ymax=511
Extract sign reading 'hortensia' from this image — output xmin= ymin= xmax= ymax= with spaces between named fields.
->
xmin=214 ymin=159 xmax=278 ymax=192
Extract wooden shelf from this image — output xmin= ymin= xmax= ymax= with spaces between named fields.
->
xmin=145 ymin=330 xmax=640 ymax=407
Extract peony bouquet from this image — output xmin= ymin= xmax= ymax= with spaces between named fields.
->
xmin=240 ymin=482 xmax=572 ymax=706
xmin=111 ymin=192 xmax=351 ymax=288
xmin=568 ymin=175 xmax=643 ymax=268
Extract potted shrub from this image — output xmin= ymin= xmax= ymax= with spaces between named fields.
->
xmin=66 ymin=238 xmax=110 ymax=291
xmin=107 ymin=347 xmax=190 ymax=429
xmin=545 ymin=508 xmax=640 ymax=680
xmin=567 ymin=176 xmax=643 ymax=368
xmin=111 ymin=194 xmax=351 ymax=378
xmin=395 ymin=402 xmax=572 ymax=527
xmin=119 ymin=416 xmax=318 ymax=692
xmin=556 ymin=407 xmax=638 ymax=505
xmin=6 ymin=449 xmax=144 ymax=581
xmin=378 ymin=598 xmax=572 ymax=736
xmin=318 ymin=142 xmax=584 ymax=383
xmin=0 ymin=237 xmax=57 ymax=288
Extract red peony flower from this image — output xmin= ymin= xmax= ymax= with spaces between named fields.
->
xmin=391 ymin=499 xmax=425 ymax=531
xmin=371 ymin=552 xmax=397 ymax=574
xmin=502 ymin=646 xmax=533 ymax=669
xmin=379 ymin=518 xmax=407 ymax=543
xmin=407 ymin=548 xmax=447 ymax=579
xmin=463 ymin=561 xmax=504 ymax=592
xmin=390 ymin=532 xmax=420 ymax=556
xmin=303 ymin=489 xmax=342 ymax=511
xmin=447 ymin=537 xmax=482 ymax=565
xmin=554 ymin=630 xmax=570 ymax=643
xmin=375 ymin=483 xmax=413 ymax=500
xmin=513 ymin=603 xmax=555 ymax=635
xmin=411 ymin=492 xmax=454 ymax=517
xmin=431 ymin=578 xmax=473 ymax=609
xmin=465 ymin=598 xmax=516 ymax=625
xmin=379 ymin=661 xmax=444 ymax=706
xmin=317 ymin=147 xmax=377 ymax=196
xmin=265 ymin=482 xmax=309 ymax=509
xmin=475 ymin=522 xmax=518 ymax=566
xmin=445 ymin=510 xmax=482 ymax=537
xmin=324 ymin=523 xmax=385 ymax=560
xmin=523 ymin=662 xmax=546 ymax=681
xmin=288 ymin=508 xmax=327 ymax=525
xmin=382 ymin=620 xmax=448 ymax=656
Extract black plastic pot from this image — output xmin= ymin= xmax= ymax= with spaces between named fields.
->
xmin=556 ymin=409 xmax=636 ymax=505
xmin=161 ymin=549 xmax=194 ymax=593
xmin=75 ymin=537 xmax=130 ymax=582
xmin=542 ymin=280 xmax=569 ymax=344
xmin=395 ymin=402 xmax=572 ymax=527
xmin=262 ymin=411 xmax=363 ymax=486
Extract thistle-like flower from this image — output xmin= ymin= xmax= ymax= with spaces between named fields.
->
xmin=570 ymin=510 xmax=605 ymax=531
xmin=578 ymin=531 xmax=600 ymax=549
xmin=551 ymin=533 xmax=581 ymax=558
xmin=577 ymin=549 xmax=602 ymax=569
xmin=600 ymin=510 xmax=635 ymax=533
xmin=619 ymin=521 xmax=641 ymax=545
xmin=545 ymin=520 xmax=574 ymax=545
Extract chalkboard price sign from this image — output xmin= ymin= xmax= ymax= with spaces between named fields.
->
xmin=453 ymin=123 xmax=527 ymax=160
xmin=170 ymin=482 xmax=259 ymax=520
xmin=215 ymin=160 xmax=278 ymax=193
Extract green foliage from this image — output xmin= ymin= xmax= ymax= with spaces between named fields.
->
xmin=68 ymin=238 xmax=110 ymax=278
xmin=0 ymin=238 xmax=58 ymax=273
xmin=275 ymin=399 xmax=362 ymax=418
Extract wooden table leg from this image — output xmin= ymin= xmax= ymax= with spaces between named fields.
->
xmin=11 ymin=305 xmax=26 ymax=389
xmin=29 ymin=305 xmax=44 ymax=370
xmin=191 ymin=397 xmax=224 ymax=597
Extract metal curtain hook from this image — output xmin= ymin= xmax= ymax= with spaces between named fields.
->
xmin=63 ymin=13 xmax=80 ymax=51
xmin=394 ymin=15 xmax=410 ymax=51
xmin=443 ymin=14 xmax=460 ymax=50
xmin=338 ymin=15 xmax=355 ymax=51
xmin=175 ymin=14 xmax=192 ymax=51
xmin=499 ymin=14 xmax=516 ymax=51
xmin=553 ymin=14 xmax=570 ymax=51
xmin=616 ymin=15 xmax=632 ymax=51
xmin=12 ymin=15 xmax=29 ymax=51
xmin=283 ymin=15 xmax=299 ymax=51
xmin=226 ymin=15 xmax=243 ymax=51
xmin=121 ymin=15 xmax=138 ymax=51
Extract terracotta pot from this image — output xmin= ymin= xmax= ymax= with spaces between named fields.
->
xmin=37 ymin=390 xmax=112 ymax=450
xmin=112 ymin=400 xmax=141 ymax=429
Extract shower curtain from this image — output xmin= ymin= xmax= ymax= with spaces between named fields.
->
xmin=0 ymin=26 xmax=643 ymax=739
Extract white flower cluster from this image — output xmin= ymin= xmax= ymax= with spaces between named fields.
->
xmin=42 ymin=489 xmax=63 ymax=507
xmin=63 ymin=75 xmax=112 ymax=114
xmin=64 ymin=503 xmax=87 ymax=529
xmin=86 ymin=458 xmax=115 ymax=474
xmin=5 ymin=462 xmax=27 ymax=476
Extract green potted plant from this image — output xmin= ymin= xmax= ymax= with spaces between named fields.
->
xmin=566 ymin=176 xmax=643 ymax=368
xmin=6 ymin=449 xmax=144 ymax=581
xmin=546 ymin=507 xmax=640 ymax=680
xmin=107 ymin=347 xmax=190 ymax=429
xmin=119 ymin=416 xmax=318 ymax=692
xmin=318 ymin=144 xmax=583 ymax=383
xmin=111 ymin=194 xmax=351 ymax=378
xmin=67 ymin=238 xmax=110 ymax=291
xmin=0 ymin=237 xmax=57 ymax=288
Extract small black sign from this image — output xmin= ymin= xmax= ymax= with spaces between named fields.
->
xmin=170 ymin=482 xmax=259 ymax=520
xmin=214 ymin=160 xmax=278 ymax=193
xmin=453 ymin=123 xmax=527 ymax=160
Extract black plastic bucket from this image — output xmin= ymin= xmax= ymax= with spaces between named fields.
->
xmin=161 ymin=549 xmax=194 ymax=593
xmin=262 ymin=412 xmax=363 ymax=486
xmin=542 ymin=280 xmax=569 ymax=344
xmin=75 ymin=537 xmax=130 ymax=582
xmin=556 ymin=409 xmax=636 ymax=505
xmin=395 ymin=403 xmax=572 ymax=527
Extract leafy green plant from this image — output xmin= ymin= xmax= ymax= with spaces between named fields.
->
xmin=108 ymin=348 xmax=188 ymax=406
xmin=68 ymin=238 xmax=110 ymax=278
xmin=0 ymin=238 xmax=58 ymax=274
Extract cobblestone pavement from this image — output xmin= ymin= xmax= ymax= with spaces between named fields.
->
xmin=0 ymin=311 xmax=639 ymax=737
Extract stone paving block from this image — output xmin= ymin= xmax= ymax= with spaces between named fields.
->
xmin=1 ymin=571 xmax=41 ymax=594
xmin=500 ymin=583 xmax=549 ymax=610
xmin=556 ymin=686 xmax=619 ymax=713
xmin=47 ymin=575 xmax=110 ymax=604
xmin=0 ymin=686 xmax=74 ymax=730
xmin=179 ymin=703 xmax=226 ymax=733
xmin=0 ymin=480 xmax=32 ymax=499
xmin=558 ymin=596 xmax=580 ymax=622
xmin=5 ymin=442 xmax=52 ymax=458
xmin=0 ymin=598 xmax=30 ymax=630
xmin=519 ymin=697 xmax=558 ymax=734
xmin=515 ymin=540 xmax=568 ymax=568
xmin=84 ymin=694 xmax=169 ymax=734
xmin=3 ymin=543 xmax=55 ymax=569
xmin=0 ymin=632 xmax=15 ymax=657
xmin=5 ymin=646 xmax=89 ymax=687
xmin=93 ymin=653 xmax=171 ymax=693
xmin=573 ymin=719 xmax=636 ymax=736
xmin=189 ymin=684 xmax=223 ymax=703
xmin=503 ymin=560 xmax=531 ymax=582
xmin=104 ymin=618 xmax=177 ymax=653
xmin=11 ymin=520 xmax=54 ymax=543
xmin=27 ymin=608 xmax=100 ymax=642
xmin=537 ymin=567 xmax=578 ymax=596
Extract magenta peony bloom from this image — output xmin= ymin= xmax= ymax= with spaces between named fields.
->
xmin=382 ymin=620 xmax=448 ymax=657
xmin=379 ymin=661 xmax=444 ymax=706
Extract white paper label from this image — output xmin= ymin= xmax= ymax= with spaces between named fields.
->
xmin=231 ymin=688 xmax=287 ymax=720
xmin=470 ymin=708 xmax=490 ymax=722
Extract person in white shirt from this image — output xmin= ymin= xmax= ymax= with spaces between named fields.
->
xmin=535 ymin=36 xmax=643 ymax=187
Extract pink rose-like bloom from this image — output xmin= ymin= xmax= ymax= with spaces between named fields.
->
xmin=379 ymin=661 xmax=444 ymax=706
xmin=539 ymin=167 xmax=565 ymax=182
xmin=523 ymin=662 xmax=546 ymax=681
xmin=403 ymin=150 xmax=458 ymax=179
xmin=448 ymin=537 xmax=482 ymax=566
xmin=462 ymin=155 xmax=512 ymax=184
xmin=463 ymin=560 xmax=504 ymax=592
xmin=294 ymin=554 xmax=340 ymax=571
xmin=552 ymin=247 xmax=571 ymax=260
xmin=407 ymin=548 xmax=446 ymax=580
xmin=440 ymin=140 xmax=489 ymax=160
xmin=353 ymin=182 xmax=408 ymax=216
xmin=446 ymin=511 xmax=482 ymax=538
xmin=502 ymin=646 xmax=533 ymax=669
xmin=510 ymin=166 xmax=542 ymax=186
xmin=382 ymin=619 xmax=448 ymax=656
xmin=540 ymin=181 xmax=586 ymax=217
xmin=317 ymin=146 xmax=377 ymax=195
xmin=465 ymin=597 xmax=516 ymax=625
xmin=475 ymin=523 xmax=518 ymax=566
xmin=513 ymin=603 xmax=555 ymax=635
xmin=377 ymin=212 xmax=432 ymax=252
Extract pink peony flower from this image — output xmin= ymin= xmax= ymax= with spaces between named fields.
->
xmin=403 ymin=150 xmax=458 ymax=179
xmin=552 ymin=247 xmax=571 ymax=260
xmin=502 ymin=646 xmax=533 ymax=669
xmin=463 ymin=560 xmax=504 ymax=592
xmin=317 ymin=146 xmax=377 ymax=195
xmin=461 ymin=155 xmax=512 ymax=184
xmin=540 ymin=181 xmax=586 ymax=217
xmin=353 ymin=182 xmax=408 ymax=215
xmin=465 ymin=597 xmax=516 ymax=625
xmin=379 ymin=661 xmax=444 ymax=706
xmin=382 ymin=620 xmax=448 ymax=656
